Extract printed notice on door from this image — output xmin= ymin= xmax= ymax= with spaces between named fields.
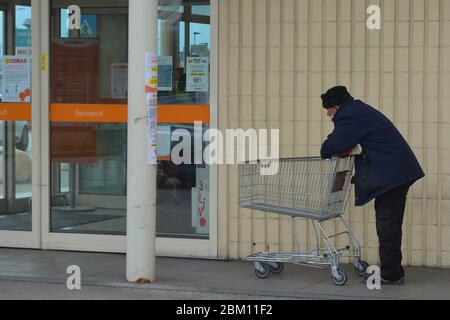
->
xmin=191 ymin=166 xmax=209 ymax=235
xmin=186 ymin=57 xmax=209 ymax=93
xmin=111 ymin=63 xmax=128 ymax=99
xmin=145 ymin=52 xmax=158 ymax=165
xmin=1 ymin=56 xmax=31 ymax=102
xmin=158 ymin=56 xmax=173 ymax=92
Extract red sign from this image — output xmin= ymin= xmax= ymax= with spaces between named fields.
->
xmin=51 ymin=122 xmax=97 ymax=164
xmin=51 ymin=38 xmax=99 ymax=104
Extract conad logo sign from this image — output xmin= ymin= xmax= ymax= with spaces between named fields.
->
xmin=4 ymin=58 xmax=29 ymax=64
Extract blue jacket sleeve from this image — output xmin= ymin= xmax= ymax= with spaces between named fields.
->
xmin=321 ymin=115 xmax=366 ymax=159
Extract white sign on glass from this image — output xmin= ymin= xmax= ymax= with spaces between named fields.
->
xmin=1 ymin=56 xmax=31 ymax=102
xmin=186 ymin=57 xmax=209 ymax=93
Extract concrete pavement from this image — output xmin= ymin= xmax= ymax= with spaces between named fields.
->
xmin=0 ymin=248 xmax=449 ymax=300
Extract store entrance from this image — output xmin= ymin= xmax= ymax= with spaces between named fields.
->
xmin=45 ymin=0 xmax=216 ymax=257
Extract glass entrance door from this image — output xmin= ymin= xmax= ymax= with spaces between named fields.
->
xmin=45 ymin=0 xmax=216 ymax=257
xmin=0 ymin=0 xmax=36 ymax=247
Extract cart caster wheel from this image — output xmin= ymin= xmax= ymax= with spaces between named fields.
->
xmin=255 ymin=263 xmax=271 ymax=279
xmin=331 ymin=271 xmax=348 ymax=286
xmin=269 ymin=262 xmax=285 ymax=275
xmin=355 ymin=260 xmax=369 ymax=277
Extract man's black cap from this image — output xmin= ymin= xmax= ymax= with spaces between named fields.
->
xmin=321 ymin=86 xmax=353 ymax=109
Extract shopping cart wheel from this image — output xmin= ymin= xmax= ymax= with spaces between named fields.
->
xmin=255 ymin=263 xmax=271 ymax=279
xmin=355 ymin=260 xmax=369 ymax=277
xmin=331 ymin=271 xmax=348 ymax=286
xmin=268 ymin=262 xmax=285 ymax=275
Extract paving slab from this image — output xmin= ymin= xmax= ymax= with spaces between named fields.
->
xmin=0 ymin=248 xmax=450 ymax=300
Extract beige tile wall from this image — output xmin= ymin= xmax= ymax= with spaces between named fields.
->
xmin=217 ymin=0 xmax=450 ymax=268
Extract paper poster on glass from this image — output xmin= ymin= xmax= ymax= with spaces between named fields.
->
xmin=147 ymin=102 xmax=158 ymax=165
xmin=191 ymin=166 xmax=209 ymax=234
xmin=145 ymin=52 xmax=158 ymax=92
xmin=146 ymin=52 xmax=158 ymax=165
xmin=186 ymin=57 xmax=209 ymax=93
xmin=1 ymin=56 xmax=31 ymax=102
xmin=111 ymin=63 xmax=128 ymax=99
xmin=158 ymin=56 xmax=173 ymax=92
xmin=16 ymin=29 xmax=32 ymax=56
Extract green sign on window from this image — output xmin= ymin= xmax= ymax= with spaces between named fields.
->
xmin=16 ymin=29 xmax=31 ymax=47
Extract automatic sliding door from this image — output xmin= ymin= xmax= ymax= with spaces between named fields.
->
xmin=49 ymin=0 xmax=129 ymax=236
xmin=47 ymin=0 xmax=214 ymax=256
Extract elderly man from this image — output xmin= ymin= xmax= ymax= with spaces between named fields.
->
xmin=320 ymin=86 xmax=425 ymax=285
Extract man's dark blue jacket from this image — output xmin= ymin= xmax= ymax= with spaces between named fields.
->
xmin=321 ymin=98 xmax=425 ymax=206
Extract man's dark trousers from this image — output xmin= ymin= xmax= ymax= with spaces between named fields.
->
xmin=374 ymin=183 xmax=411 ymax=281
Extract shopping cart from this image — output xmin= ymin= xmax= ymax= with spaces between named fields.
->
xmin=238 ymin=156 xmax=368 ymax=286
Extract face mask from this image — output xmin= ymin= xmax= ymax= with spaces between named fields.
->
xmin=328 ymin=107 xmax=339 ymax=120
xmin=327 ymin=110 xmax=335 ymax=120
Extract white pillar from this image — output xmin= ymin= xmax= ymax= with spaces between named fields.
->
xmin=127 ymin=0 xmax=158 ymax=283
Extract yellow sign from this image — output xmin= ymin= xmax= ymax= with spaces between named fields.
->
xmin=41 ymin=53 xmax=47 ymax=71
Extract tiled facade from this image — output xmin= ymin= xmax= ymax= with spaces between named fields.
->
xmin=218 ymin=0 xmax=450 ymax=267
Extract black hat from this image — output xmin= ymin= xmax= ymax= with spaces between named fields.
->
xmin=321 ymin=86 xmax=353 ymax=109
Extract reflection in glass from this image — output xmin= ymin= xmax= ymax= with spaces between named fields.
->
xmin=0 ymin=121 xmax=4 ymax=200
xmin=192 ymin=5 xmax=210 ymax=16
xmin=50 ymin=0 xmax=129 ymax=236
xmin=157 ymin=2 xmax=211 ymax=105
xmin=15 ymin=121 xmax=32 ymax=200
xmin=0 ymin=12 xmax=4 ymax=56
xmin=50 ymin=122 xmax=127 ymax=235
xmin=49 ymin=0 xmax=211 ymax=239
xmin=50 ymin=122 xmax=211 ymax=239
xmin=52 ymin=2 xmax=128 ymax=104
xmin=0 ymin=121 xmax=33 ymax=231
xmin=157 ymin=124 xmax=210 ymax=239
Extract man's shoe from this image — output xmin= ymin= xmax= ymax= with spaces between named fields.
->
xmin=381 ymin=277 xmax=404 ymax=285
xmin=361 ymin=272 xmax=405 ymax=285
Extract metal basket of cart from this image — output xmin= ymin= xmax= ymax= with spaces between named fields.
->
xmin=238 ymin=153 xmax=368 ymax=286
